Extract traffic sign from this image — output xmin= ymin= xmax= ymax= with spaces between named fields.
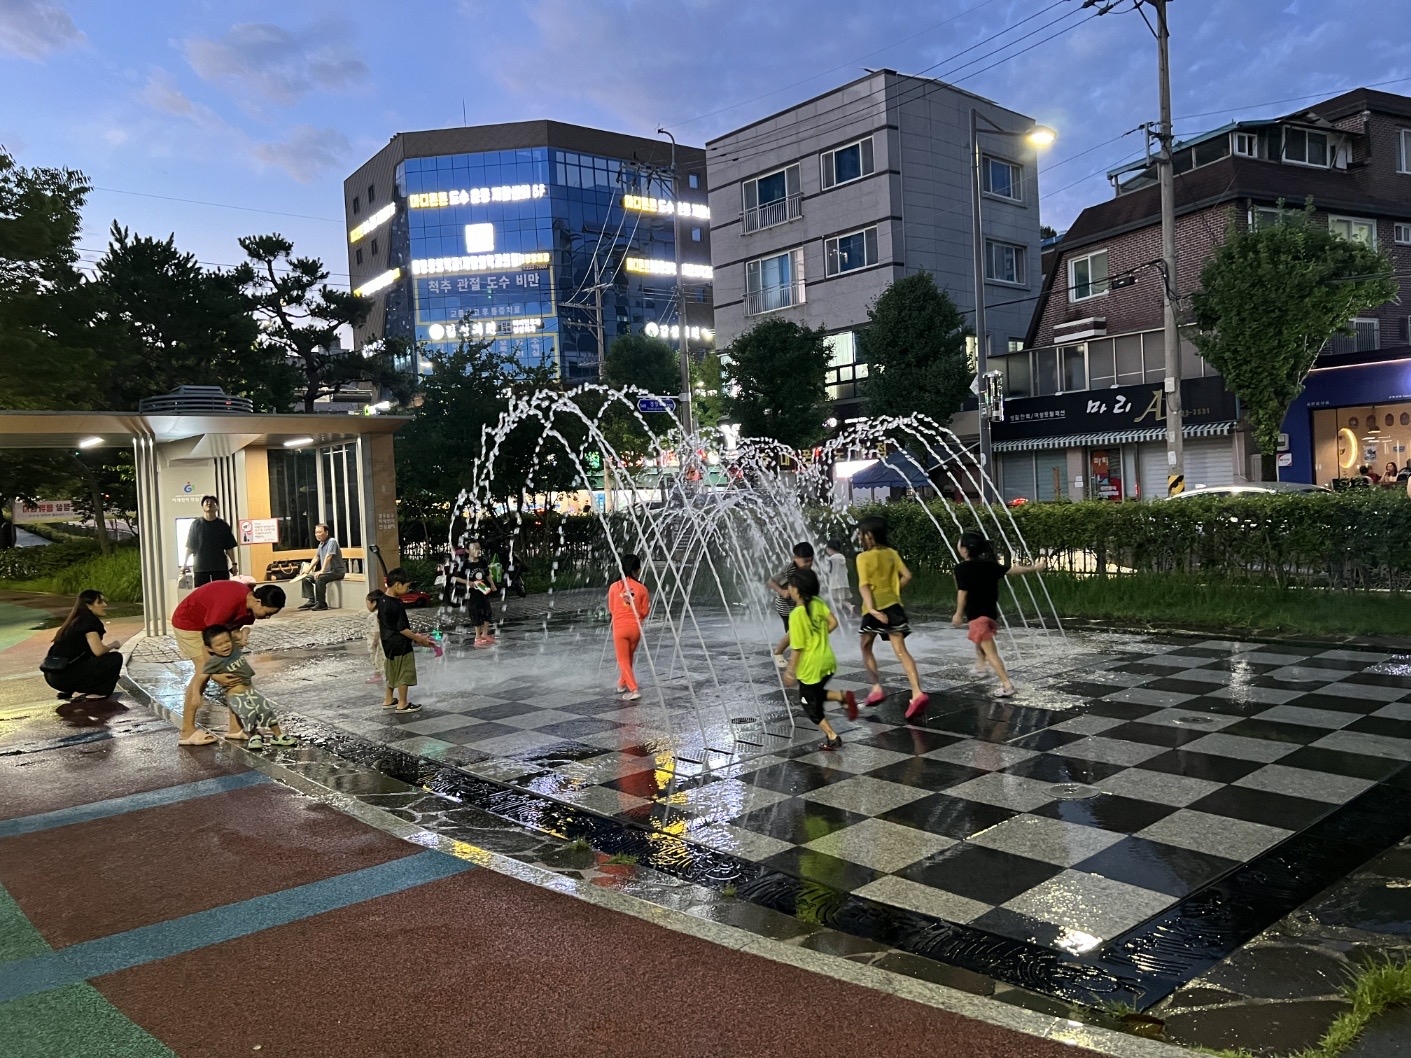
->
xmin=637 ymin=396 xmax=677 ymax=414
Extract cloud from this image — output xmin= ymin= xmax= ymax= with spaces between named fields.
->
xmin=0 ymin=0 xmax=82 ymax=59
xmin=254 ymin=125 xmax=351 ymax=182
xmin=182 ymin=21 xmax=368 ymax=106
xmin=140 ymin=70 xmax=198 ymax=118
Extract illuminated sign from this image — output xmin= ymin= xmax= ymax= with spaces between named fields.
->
xmin=625 ymin=257 xmax=713 ymax=280
xmin=411 ymin=252 xmax=551 ymax=275
xmin=623 ymin=194 xmax=709 ymax=220
xmin=408 ymin=184 xmax=547 ymax=209
xmin=464 ymin=223 xmax=495 ymax=253
xmin=427 ymin=318 xmax=544 ymax=341
xmin=645 ymin=322 xmax=714 ymax=343
xmin=354 ymin=267 xmax=401 ymax=297
xmin=348 ymin=202 xmax=396 ymax=243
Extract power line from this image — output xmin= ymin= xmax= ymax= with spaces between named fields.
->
xmin=89 ymin=185 xmax=341 ymax=224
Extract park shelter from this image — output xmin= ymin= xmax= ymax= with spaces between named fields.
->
xmin=0 ymin=396 xmax=410 ymax=636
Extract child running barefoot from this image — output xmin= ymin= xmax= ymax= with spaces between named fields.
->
xmin=200 ymin=625 xmax=295 ymax=749
xmin=855 ymin=515 xmax=930 ymax=721
xmin=952 ymin=531 xmax=1048 ymax=699
xmin=782 ymin=568 xmax=857 ymax=751
xmin=608 ymin=553 xmax=650 ymax=701
xmin=365 ymin=591 xmax=386 ymax=684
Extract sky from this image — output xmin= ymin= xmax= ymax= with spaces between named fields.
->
xmin=0 ymin=0 xmax=1406 ymax=291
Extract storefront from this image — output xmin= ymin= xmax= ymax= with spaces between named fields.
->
xmin=1284 ymin=352 xmax=1411 ymax=486
xmin=993 ymin=376 xmax=1242 ymax=501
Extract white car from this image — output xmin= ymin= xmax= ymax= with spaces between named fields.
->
xmin=1164 ymin=481 xmax=1332 ymax=499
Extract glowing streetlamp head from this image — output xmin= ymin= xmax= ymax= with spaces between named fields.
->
xmin=1026 ymin=125 xmax=1058 ymax=149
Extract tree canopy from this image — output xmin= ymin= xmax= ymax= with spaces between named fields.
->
xmin=1191 ymin=204 xmax=1397 ymax=472
xmin=601 ymin=333 xmax=679 ymax=395
xmin=721 ymin=318 xmax=832 ymax=449
xmin=860 ymin=272 xmax=971 ymax=427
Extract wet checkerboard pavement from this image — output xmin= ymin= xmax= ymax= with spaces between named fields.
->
xmin=126 ymin=611 xmax=1411 ymax=1006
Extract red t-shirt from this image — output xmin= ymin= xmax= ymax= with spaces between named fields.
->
xmin=172 ymin=580 xmax=256 ymax=632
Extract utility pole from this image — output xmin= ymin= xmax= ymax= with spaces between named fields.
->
xmin=1153 ymin=0 xmax=1184 ymax=492
xmin=591 ymin=256 xmax=606 ymax=371
xmin=658 ymin=128 xmax=693 ymax=434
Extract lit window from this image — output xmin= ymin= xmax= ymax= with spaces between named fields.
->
xmin=985 ymin=240 xmax=1026 ymax=285
xmin=982 ymin=157 xmax=1022 ymax=200
xmin=1284 ymin=127 xmax=1330 ymax=167
xmin=1068 ymin=250 xmax=1108 ymax=302
xmin=825 ymin=227 xmax=879 ymax=277
xmin=1329 ymin=215 xmax=1376 ymax=249
xmin=821 ymin=136 xmax=874 ymax=189
xmin=1395 ymin=222 xmax=1411 ymax=245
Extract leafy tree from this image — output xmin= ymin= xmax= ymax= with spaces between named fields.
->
xmin=234 ymin=233 xmax=404 ymax=412
xmin=89 ymin=224 xmax=299 ymax=411
xmin=601 ymin=333 xmax=679 ymax=395
xmin=860 ymin=272 xmax=971 ymax=427
xmin=1191 ymin=204 xmax=1397 ymax=478
xmin=691 ymin=352 xmax=726 ymax=432
xmin=0 ymin=151 xmax=100 ymax=410
xmin=721 ymin=318 xmax=832 ymax=449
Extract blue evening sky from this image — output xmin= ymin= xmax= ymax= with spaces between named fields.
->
xmin=0 ymin=0 xmax=1404 ymax=290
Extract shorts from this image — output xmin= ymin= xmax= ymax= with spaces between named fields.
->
xmin=859 ymin=604 xmax=910 ymax=639
xmin=967 ymin=616 xmax=999 ymax=645
xmin=798 ymin=675 xmax=833 ymax=725
xmin=384 ymin=651 xmax=418 ymax=688
xmin=174 ymin=627 xmax=207 ymax=662
xmin=470 ymin=593 xmax=493 ymax=625
xmin=227 ymin=687 xmax=278 ymax=730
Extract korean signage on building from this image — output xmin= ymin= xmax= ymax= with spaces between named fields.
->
xmin=993 ymin=377 xmax=1238 ymax=442
xmin=12 ymin=499 xmax=77 ymax=523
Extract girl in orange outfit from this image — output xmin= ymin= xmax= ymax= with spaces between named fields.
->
xmin=608 ymin=553 xmax=650 ymax=700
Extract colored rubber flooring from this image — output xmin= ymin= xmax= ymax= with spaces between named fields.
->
xmin=0 ymin=727 xmax=1106 ymax=1057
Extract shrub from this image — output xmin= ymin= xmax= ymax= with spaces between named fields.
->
xmin=0 ymin=543 xmax=142 ymax=602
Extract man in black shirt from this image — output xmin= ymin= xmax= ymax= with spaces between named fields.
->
xmin=184 ymin=496 xmax=239 ymax=587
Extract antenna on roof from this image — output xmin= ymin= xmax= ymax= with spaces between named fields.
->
xmin=462 ymin=100 xmax=467 ymax=127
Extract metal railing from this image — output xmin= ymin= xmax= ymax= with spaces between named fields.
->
xmin=744 ymin=280 xmax=806 ymax=317
xmin=742 ymin=194 xmax=803 ymax=234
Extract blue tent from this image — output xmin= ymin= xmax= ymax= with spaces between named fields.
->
xmin=849 ymin=454 xmax=935 ymax=489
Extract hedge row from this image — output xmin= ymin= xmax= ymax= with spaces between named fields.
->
xmin=0 ymin=540 xmax=104 ymax=581
xmin=850 ymin=491 xmax=1411 ymax=592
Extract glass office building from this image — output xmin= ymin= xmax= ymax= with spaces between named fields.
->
xmin=345 ymin=123 xmax=712 ymax=381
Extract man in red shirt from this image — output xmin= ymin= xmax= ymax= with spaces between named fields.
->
xmin=171 ymin=581 xmax=285 ymax=745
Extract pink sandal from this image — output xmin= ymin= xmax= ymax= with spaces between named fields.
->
xmin=864 ymin=688 xmax=886 ymax=707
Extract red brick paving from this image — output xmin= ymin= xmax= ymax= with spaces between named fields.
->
xmin=97 ymin=867 xmax=1101 ymax=1058
xmin=0 ymin=782 xmax=415 ymax=948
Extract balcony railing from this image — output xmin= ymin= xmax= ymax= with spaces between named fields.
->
xmin=1323 ymin=320 xmax=1380 ymax=356
xmin=745 ymin=280 xmax=806 ymax=317
xmin=742 ymin=194 xmax=803 ymax=234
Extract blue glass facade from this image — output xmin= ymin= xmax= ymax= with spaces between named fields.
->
xmin=390 ymin=145 xmax=697 ymax=380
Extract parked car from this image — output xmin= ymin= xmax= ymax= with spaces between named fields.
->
xmin=1164 ymin=482 xmax=1332 ymax=500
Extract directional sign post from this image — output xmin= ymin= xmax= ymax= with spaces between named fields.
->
xmin=637 ymin=396 xmax=678 ymax=414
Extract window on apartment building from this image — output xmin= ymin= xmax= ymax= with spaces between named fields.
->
xmin=821 ymin=136 xmax=874 ymax=189
xmin=1250 ymin=206 xmax=1286 ymax=230
xmin=1284 ymin=127 xmax=1330 ymax=167
xmin=688 ymin=173 xmax=700 ymax=189
xmin=1329 ymin=215 xmax=1376 ymax=248
xmin=691 ymin=227 xmax=702 ymax=241
xmin=1233 ymin=132 xmax=1259 ymax=157
xmin=1114 ymin=333 xmax=1144 ymax=385
xmin=745 ymin=248 xmax=805 ymax=316
xmin=352 ymin=195 xmax=361 ymax=215
xmin=1034 ymin=347 xmax=1059 ymax=396
xmin=1060 ymin=345 xmax=1086 ymax=391
xmin=985 ymin=240 xmax=1026 ymax=285
xmin=742 ymin=164 xmax=801 ymax=232
xmin=1068 ymin=249 xmax=1108 ymax=302
xmin=1398 ymin=129 xmax=1411 ymax=173
xmin=1395 ymin=222 xmax=1411 ymax=245
xmin=367 ymin=183 xmax=376 ymax=203
xmin=370 ymin=238 xmax=379 ymax=256
xmin=997 ymin=350 xmax=1031 ymax=398
xmin=355 ymin=248 xmax=364 ymax=266
xmin=1088 ymin=340 xmax=1116 ymax=389
xmin=825 ymin=227 xmax=879 ymax=277
xmin=982 ymin=156 xmax=1022 ymax=200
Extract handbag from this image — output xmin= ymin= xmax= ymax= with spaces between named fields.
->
xmin=39 ymin=654 xmax=72 ymax=674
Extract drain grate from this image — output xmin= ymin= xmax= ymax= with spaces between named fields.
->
xmin=1172 ymin=714 xmax=1219 ymax=726
xmin=1047 ymin=783 xmax=1101 ymax=800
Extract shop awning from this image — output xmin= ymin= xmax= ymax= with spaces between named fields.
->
xmin=849 ymin=454 xmax=937 ymax=488
xmin=991 ymin=420 xmax=1238 ymax=453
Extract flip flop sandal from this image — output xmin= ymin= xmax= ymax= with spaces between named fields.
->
xmin=382 ymin=701 xmax=398 ymax=709
xmin=394 ymin=703 xmax=422 ymax=713
xmin=225 ymin=731 xmax=250 ymax=741
xmin=247 ymin=735 xmax=264 ymax=749
xmin=177 ymin=730 xmax=217 ymax=746
xmin=268 ymin=735 xmax=296 ymax=747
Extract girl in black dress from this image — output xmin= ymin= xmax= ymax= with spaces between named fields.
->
xmin=41 ymin=590 xmax=125 ymax=701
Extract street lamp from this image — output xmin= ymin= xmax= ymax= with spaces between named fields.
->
xmin=970 ymin=110 xmax=1056 ymax=499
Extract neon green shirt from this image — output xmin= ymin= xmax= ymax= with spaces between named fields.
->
xmin=788 ymin=598 xmax=837 ymax=685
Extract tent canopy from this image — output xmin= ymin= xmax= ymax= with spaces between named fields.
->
xmin=849 ymin=454 xmax=936 ymax=489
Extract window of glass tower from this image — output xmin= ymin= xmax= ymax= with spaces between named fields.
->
xmin=395 ymin=146 xmax=681 ymax=381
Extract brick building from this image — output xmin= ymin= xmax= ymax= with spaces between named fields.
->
xmin=992 ymin=88 xmax=1411 ymax=501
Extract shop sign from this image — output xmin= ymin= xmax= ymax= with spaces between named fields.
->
xmin=993 ymin=377 xmax=1237 ymax=442
xmin=1090 ymin=449 xmax=1122 ymax=501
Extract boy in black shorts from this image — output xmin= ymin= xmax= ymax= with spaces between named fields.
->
xmin=768 ymin=542 xmax=814 ymax=668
